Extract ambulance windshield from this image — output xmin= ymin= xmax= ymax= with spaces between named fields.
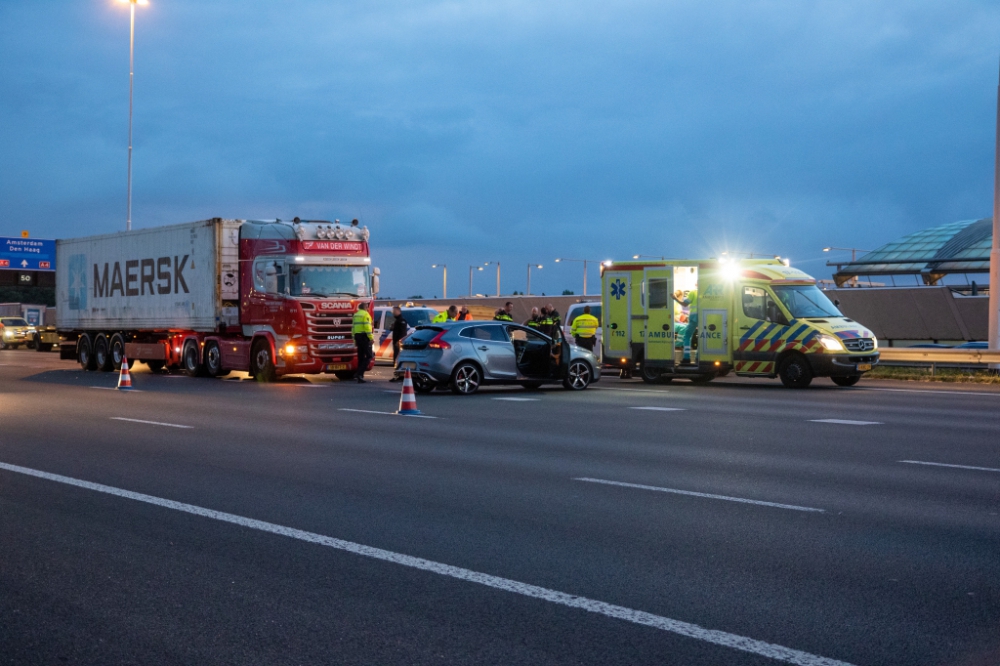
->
xmin=771 ymin=285 xmax=842 ymax=318
xmin=289 ymin=265 xmax=370 ymax=298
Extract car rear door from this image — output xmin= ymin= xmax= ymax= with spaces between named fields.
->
xmin=464 ymin=325 xmax=518 ymax=378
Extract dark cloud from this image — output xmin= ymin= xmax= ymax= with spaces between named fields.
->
xmin=1 ymin=0 xmax=998 ymax=295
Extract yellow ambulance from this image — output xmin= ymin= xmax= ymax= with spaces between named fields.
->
xmin=600 ymin=258 xmax=879 ymax=388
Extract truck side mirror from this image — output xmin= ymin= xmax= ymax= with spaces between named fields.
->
xmin=372 ymin=267 xmax=381 ymax=296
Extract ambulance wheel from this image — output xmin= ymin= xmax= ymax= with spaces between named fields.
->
xmin=145 ymin=360 xmax=165 ymax=373
xmin=250 ymin=340 xmax=276 ymax=382
xmin=334 ymin=371 xmax=355 ymax=381
xmin=182 ymin=340 xmax=207 ymax=377
xmin=203 ymin=341 xmax=228 ymax=378
xmin=832 ymin=375 xmax=861 ymax=387
xmin=110 ymin=333 xmax=127 ymax=371
xmin=640 ymin=363 xmax=663 ymax=384
xmin=77 ymin=334 xmax=97 ymax=371
xmin=451 ymin=362 xmax=482 ymax=395
xmin=778 ymin=354 xmax=813 ymax=388
xmin=689 ymin=374 xmax=714 ymax=384
xmin=94 ymin=334 xmax=113 ymax=372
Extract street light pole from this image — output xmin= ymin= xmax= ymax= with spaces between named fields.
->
xmin=431 ymin=264 xmax=447 ymax=299
xmin=554 ymin=258 xmax=598 ymax=296
xmin=122 ymin=0 xmax=147 ymax=232
xmin=526 ymin=264 xmax=542 ymax=295
xmin=484 ymin=262 xmax=500 ymax=296
xmin=989 ymin=56 xmax=1000 ymax=362
xmin=469 ymin=265 xmax=483 ymax=296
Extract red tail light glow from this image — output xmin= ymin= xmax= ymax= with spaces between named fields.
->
xmin=427 ymin=331 xmax=451 ymax=350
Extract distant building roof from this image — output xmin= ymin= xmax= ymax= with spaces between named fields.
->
xmin=832 ymin=218 xmax=993 ymax=286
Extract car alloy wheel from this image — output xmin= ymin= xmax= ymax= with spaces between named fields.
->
xmin=451 ymin=363 xmax=481 ymax=395
xmin=564 ymin=360 xmax=591 ymax=390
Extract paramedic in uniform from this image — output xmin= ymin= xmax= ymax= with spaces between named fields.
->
xmin=673 ymin=289 xmax=697 ymax=363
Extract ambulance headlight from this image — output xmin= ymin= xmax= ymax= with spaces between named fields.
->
xmin=872 ymin=337 xmax=878 ymax=350
xmin=818 ymin=335 xmax=845 ymax=352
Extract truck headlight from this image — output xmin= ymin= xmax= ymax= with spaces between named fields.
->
xmin=818 ymin=335 xmax=845 ymax=352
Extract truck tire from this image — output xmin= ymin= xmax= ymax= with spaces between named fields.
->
xmin=778 ymin=353 xmax=813 ymax=389
xmin=182 ymin=340 xmax=207 ymax=377
xmin=110 ymin=333 xmax=127 ymax=371
xmin=94 ymin=334 xmax=113 ymax=372
xmin=77 ymin=334 xmax=97 ymax=371
xmin=145 ymin=360 xmax=165 ymax=373
xmin=203 ymin=341 xmax=228 ymax=378
xmin=832 ymin=375 xmax=861 ymax=387
xmin=250 ymin=339 xmax=276 ymax=382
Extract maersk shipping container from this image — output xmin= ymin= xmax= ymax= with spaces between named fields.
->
xmin=56 ymin=219 xmax=240 ymax=332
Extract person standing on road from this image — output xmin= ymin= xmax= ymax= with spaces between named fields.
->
xmin=457 ymin=306 xmax=472 ymax=321
xmin=494 ymin=302 xmax=514 ymax=322
xmin=389 ymin=306 xmax=408 ymax=381
xmin=432 ymin=305 xmax=458 ymax=323
xmin=673 ymin=289 xmax=698 ymax=363
xmin=538 ymin=304 xmax=560 ymax=339
xmin=570 ymin=305 xmax=599 ymax=352
xmin=525 ymin=307 xmax=541 ymax=329
xmin=547 ymin=304 xmax=561 ymax=338
xmin=352 ymin=302 xmax=374 ymax=383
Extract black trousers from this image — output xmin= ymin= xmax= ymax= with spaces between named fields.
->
xmin=575 ymin=335 xmax=596 ymax=352
xmin=392 ymin=338 xmax=401 ymax=362
xmin=354 ymin=334 xmax=373 ymax=379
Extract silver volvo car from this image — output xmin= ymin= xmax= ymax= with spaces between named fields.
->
xmin=393 ymin=321 xmax=600 ymax=394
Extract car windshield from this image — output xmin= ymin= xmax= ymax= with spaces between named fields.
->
xmin=771 ymin=285 xmax=842 ymax=318
xmin=289 ymin=265 xmax=370 ymax=298
xmin=1 ymin=318 xmax=29 ymax=326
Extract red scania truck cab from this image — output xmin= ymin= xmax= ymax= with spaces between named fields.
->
xmin=56 ymin=217 xmax=380 ymax=381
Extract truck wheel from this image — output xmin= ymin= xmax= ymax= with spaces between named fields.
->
xmin=94 ymin=334 xmax=113 ymax=372
xmin=182 ymin=340 xmax=207 ymax=377
xmin=250 ymin=340 xmax=276 ymax=382
xmin=203 ymin=341 xmax=228 ymax=377
xmin=77 ymin=334 xmax=97 ymax=371
xmin=778 ymin=354 xmax=813 ymax=389
xmin=451 ymin=362 xmax=482 ymax=394
xmin=110 ymin=334 xmax=127 ymax=371
xmin=145 ymin=360 xmax=165 ymax=373
xmin=832 ymin=375 xmax=861 ymax=387
xmin=563 ymin=360 xmax=592 ymax=390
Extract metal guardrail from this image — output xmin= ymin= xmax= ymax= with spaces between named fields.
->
xmin=878 ymin=348 xmax=1000 ymax=365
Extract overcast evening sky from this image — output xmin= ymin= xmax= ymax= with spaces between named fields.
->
xmin=1 ymin=1 xmax=999 ymax=297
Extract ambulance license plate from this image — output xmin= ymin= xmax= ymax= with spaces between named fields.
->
xmin=856 ymin=363 xmax=872 ymax=372
xmin=327 ymin=363 xmax=349 ymax=371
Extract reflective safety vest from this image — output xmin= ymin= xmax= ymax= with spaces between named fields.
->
xmin=685 ymin=290 xmax=698 ymax=310
xmin=494 ymin=313 xmax=513 ymax=321
xmin=432 ymin=311 xmax=449 ymax=323
xmin=571 ymin=313 xmax=599 ymax=338
xmin=526 ymin=318 xmax=541 ymax=328
xmin=352 ymin=309 xmax=373 ymax=339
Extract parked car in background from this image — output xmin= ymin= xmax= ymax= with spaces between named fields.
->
xmin=394 ymin=321 xmax=599 ymax=394
xmin=373 ymin=306 xmax=439 ymax=362
xmin=0 ymin=317 xmax=35 ymax=349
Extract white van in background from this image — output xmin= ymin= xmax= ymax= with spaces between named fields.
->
xmin=562 ymin=301 xmax=602 ymax=361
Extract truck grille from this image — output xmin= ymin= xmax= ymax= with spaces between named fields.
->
xmin=305 ymin=311 xmax=356 ymax=363
xmin=843 ymin=338 xmax=875 ymax=352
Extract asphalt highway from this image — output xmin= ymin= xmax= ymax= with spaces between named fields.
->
xmin=1 ymin=349 xmax=998 ymax=665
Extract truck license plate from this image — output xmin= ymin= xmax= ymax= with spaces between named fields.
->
xmin=326 ymin=363 xmax=349 ymax=371
xmin=856 ymin=363 xmax=872 ymax=372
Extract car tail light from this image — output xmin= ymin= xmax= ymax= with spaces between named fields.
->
xmin=427 ymin=331 xmax=451 ymax=350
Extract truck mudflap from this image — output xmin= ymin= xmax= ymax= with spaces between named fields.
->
xmin=806 ymin=352 xmax=879 ymax=377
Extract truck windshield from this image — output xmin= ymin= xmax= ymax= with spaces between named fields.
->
xmin=289 ymin=265 xmax=370 ymax=298
xmin=771 ymin=285 xmax=842 ymax=318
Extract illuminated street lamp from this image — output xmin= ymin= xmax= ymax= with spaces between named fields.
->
xmin=632 ymin=254 xmax=665 ymax=260
xmin=526 ymin=264 xmax=543 ymax=295
xmin=119 ymin=0 xmax=149 ymax=232
xmin=469 ymin=265 xmax=483 ymax=296
xmin=483 ymin=261 xmax=501 ymax=297
xmin=431 ymin=264 xmax=447 ymax=299
xmin=553 ymin=258 xmax=599 ymax=296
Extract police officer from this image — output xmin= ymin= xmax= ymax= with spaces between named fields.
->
xmin=525 ymin=307 xmax=541 ymax=329
xmin=388 ymin=306 xmax=408 ymax=381
xmin=538 ymin=305 xmax=559 ymax=339
xmin=570 ymin=305 xmax=599 ymax=352
xmin=494 ymin=302 xmax=514 ymax=322
xmin=432 ymin=305 xmax=458 ymax=323
xmin=352 ymin=302 xmax=374 ymax=383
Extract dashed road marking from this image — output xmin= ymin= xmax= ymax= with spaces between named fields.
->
xmin=110 ymin=417 xmax=192 ymax=429
xmin=493 ymin=397 xmax=540 ymax=402
xmin=339 ymin=408 xmax=437 ymax=419
xmin=574 ymin=477 xmax=825 ymax=513
xmin=809 ymin=419 xmax=881 ymax=426
xmin=0 ymin=460 xmax=854 ymax=666
xmin=899 ymin=460 xmax=1000 ymax=473
xmin=91 ymin=386 xmax=143 ymax=392
xmin=629 ymin=406 xmax=686 ymax=412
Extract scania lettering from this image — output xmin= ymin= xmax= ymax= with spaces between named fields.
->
xmin=601 ymin=258 xmax=878 ymax=388
xmin=55 ymin=218 xmax=380 ymax=381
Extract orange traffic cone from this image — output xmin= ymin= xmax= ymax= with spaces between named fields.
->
xmin=117 ymin=356 xmax=133 ymax=390
xmin=396 ymin=369 xmax=422 ymax=415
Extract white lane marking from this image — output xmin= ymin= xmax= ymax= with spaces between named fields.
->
xmin=630 ymin=406 xmax=686 ymax=412
xmin=809 ymin=419 xmax=881 ymax=426
xmin=339 ymin=408 xmax=437 ymax=419
xmin=899 ymin=460 xmax=1000 ymax=473
xmin=91 ymin=386 xmax=144 ymax=392
xmin=110 ymin=417 xmax=193 ymax=429
xmin=0 ymin=461 xmax=853 ymax=666
xmin=493 ymin=397 xmax=540 ymax=402
xmin=574 ymin=477 xmax=825 ymax=513
xmin=861 ymin=387 xmax=1000 ymax=398
xmin=592 ymin=387 xmax=671 ymax=394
